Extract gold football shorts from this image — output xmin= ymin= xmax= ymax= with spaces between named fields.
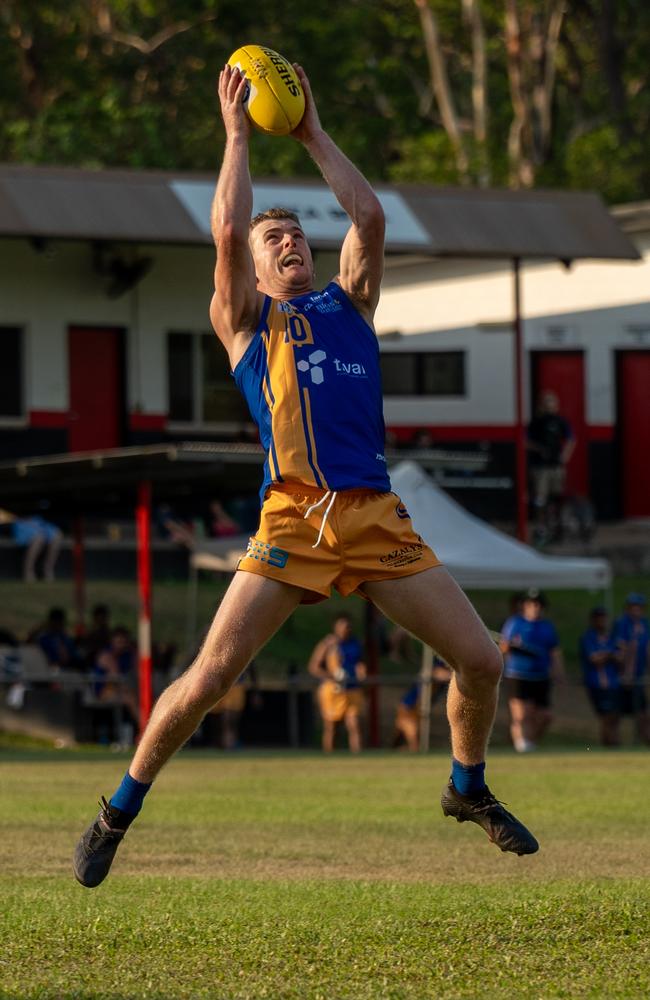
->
xmin=237 ymin=484 xmax=441 ymax=604
xmin=317 ymin=681 xmax=365 ymax=722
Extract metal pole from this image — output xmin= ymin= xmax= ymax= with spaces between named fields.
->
xmin=287 ymin=661 xmax=300 ymax=749
xmin=513 ymin=257 xmax=528 ymax=542
xmin=364 ymin=601 xmax=380 ymax=748
xmin=418 ymin=645 xmax=434 ymax=753
xmin=136 ymin=480 xmax=153 ymax=737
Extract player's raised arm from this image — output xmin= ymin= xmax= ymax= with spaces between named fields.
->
xmin=291 ymin=65 xmax=385 ymax=325
xmin=209 ymin=65 xmax=261 ymax=368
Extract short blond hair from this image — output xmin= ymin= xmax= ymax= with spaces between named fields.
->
xmin=250 ymin=207 xmax=301 ymax=231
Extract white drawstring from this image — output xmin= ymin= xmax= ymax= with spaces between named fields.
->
xmin=303 ymin=490 xmax=337 ymax=548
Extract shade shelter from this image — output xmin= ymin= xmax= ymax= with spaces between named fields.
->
xmin=0 ymin=442 xmax=263 ymax=734
xmin=390 ymin=461 xmax=611 ymax=591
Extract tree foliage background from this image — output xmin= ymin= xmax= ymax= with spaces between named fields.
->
xmin=1 ymin=0 xmax=648 ymax=203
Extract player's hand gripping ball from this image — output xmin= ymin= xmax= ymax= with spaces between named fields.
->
xmin=227 ymin=45 xmax=305 ymax=135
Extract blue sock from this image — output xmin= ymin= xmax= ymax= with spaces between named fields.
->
xmin=109 ymin=771 xmax=152 ymax=817
xmin=451 ymin=759 xmax=486 ymax=796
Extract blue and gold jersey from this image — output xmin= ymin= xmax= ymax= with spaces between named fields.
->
xmin=233 ymin=281 xmax=391 ymax=500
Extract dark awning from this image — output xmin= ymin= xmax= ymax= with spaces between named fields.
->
xmin=0 ymin=441 xmax=491 ymax=516
xmin=0 ymin=163 xmax=640 ymax=261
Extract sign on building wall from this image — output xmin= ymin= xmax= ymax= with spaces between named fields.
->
xmin=171 ymin=180 xmax=432 ymax=249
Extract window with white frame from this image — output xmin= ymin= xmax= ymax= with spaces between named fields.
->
xmin=0 ymin=327 xmax=24 ymax=419
xmin=380 ymin=351 xmax=466 ymax=396
xmin=167 ymin=332 xmax=249 ymax=426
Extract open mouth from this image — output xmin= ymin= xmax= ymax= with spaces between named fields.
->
xmin=281 ymin=253 xmax=303 ymax=268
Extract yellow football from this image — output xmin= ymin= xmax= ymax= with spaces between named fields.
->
xmin=227 ymin=44 xmax=305 ymax=136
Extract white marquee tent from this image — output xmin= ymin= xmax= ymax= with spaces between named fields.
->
xmin=189 ymin=460 xmax=611 ymax=593
xmin=390 ymin=461 xmax=611 ymax=592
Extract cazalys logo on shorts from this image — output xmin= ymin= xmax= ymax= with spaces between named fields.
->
xmin=380 ymin=541 xmax=425 ymax=567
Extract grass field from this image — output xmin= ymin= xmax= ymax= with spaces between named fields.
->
xmin=2 ymin=749 xmax=650 ymax=999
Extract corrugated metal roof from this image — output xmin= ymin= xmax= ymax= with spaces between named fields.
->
xmin=0 ymin=164 xmax=203 ymax=244
xmin=0 ymin=163 xmax=640 ymax=261
xmin=393 ymin=184 xmax=640 ymax=260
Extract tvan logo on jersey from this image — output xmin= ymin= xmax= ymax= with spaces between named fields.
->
xmin=297 ymin=349 xmax=327 ymax=385
xmin=333 ymin=358 xmax=368 ymax=378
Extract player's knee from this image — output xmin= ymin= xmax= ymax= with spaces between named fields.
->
xmin=455 ymin=641 xmax=503 ymax=688
xmin=183 ymin=656 xmax=244 ymax=712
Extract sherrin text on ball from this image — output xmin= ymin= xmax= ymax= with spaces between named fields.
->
xmin=227 ymin=44 xmax=305 ymax=136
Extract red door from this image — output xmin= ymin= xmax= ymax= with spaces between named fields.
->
xmin=68 ymin=327 xmax=124 ymax=452
xmin=618 ymin=351 xmax=650 ymax=517
xmin=531 ymin=351 xmax=587 ymax=497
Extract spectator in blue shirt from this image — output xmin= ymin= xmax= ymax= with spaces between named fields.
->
xmin=500 ymin=588 xmax=564 ymax=752
xmin=580 ymin=607 xmax=622 ymax=746
xmin=33 ymin=607 xmax=80 ymax=672
xmin=611 ymin=592 xmax=650 ymax=744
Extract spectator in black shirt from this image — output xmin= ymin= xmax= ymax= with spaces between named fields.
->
xmin=528 ymin=391 xmax=574 ymax=522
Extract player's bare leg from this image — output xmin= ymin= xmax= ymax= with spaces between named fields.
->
xmin=362 ymin=566 xmax=538 ymax=855
xmin=42 ymin=530 xmax=62 ymax=581
xmin=532 ymin=706 xmax=552 ymax=744
xmin=509 ymin=697 xmax=536 ymax=751
xmin=128 ymin=573 xmax=301 ymax=781
xmin=363 ymin=567 xmax=500 ymax=763
xmin=344 ymin=712 xmax=362 ymax=753
xmin=74 ymin=572 xmax=304 ymax=886
xmin=23 ymin=533 xmax=45 ymax=582
xmin=322 ymin=719 xmax=336 ymax=752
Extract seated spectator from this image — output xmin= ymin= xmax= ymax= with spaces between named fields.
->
xmin=207 ymin=500 xmax=241 ymax=538
xmin=0 ymin=626 xmax=24 ymax=709
xmin=80 ymin=603 xmax=112 ymax=669
xmin=93 ymin=627 xmax=139 ymax=745
xmin=155 ymin=503 xmax=195 ymax=549
xmin=10 ymin=513 xmax=62 ymax=582
xmin=580 ymin=607 xmax=622 ymax=747
xmin=32 ymin=607 xmax=80 ymax=672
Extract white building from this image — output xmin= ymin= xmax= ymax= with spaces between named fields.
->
xmin=0 ymin=165 xmax=645 ymax=520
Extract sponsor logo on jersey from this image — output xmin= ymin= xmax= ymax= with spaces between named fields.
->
xmin=297 ymin=349 xmax=327 ymax=385
xmin=303 ymin=290 xmax=343 ymax=314
xmin=333 ymin=358 xmax=368 ymax=378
